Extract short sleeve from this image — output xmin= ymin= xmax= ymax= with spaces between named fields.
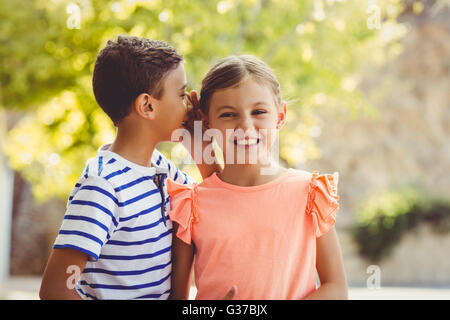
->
xmin=53 ymin=175 xmax=119 ymax=261
xmin=305 ymin=171 xmax=340 ymax=238
xmin=166 ymin=179 xmax=199 ymax=245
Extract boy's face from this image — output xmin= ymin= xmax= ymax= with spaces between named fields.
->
xmin=153 ymin=63 xmax=188 ymax=140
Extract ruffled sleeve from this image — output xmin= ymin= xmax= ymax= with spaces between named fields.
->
xmin=166 ymin=178 xmax=199 ymax=245
xmin=305 ymin=171 xmax=340 ymax=238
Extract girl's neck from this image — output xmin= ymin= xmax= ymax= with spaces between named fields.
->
xmin=217 ymin=162 xmax=287 ymax=187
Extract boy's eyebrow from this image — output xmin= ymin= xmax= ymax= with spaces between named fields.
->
xmin=179 ymin=84 xmax=187 ymax=91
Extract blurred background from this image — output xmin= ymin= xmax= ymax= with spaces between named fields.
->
xmin=0 ymin=0 xmax=449 ymax=299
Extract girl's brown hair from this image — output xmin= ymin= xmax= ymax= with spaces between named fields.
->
xmin=199 ymin=55 xmax=282 ymax=115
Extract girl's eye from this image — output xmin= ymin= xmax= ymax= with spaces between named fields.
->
xmin=219 ymin=112 xmax=235 ymax=118
xmin=180 ymin=93 xmax=186 ymax=98
xmin=253 ymin=110 xmax=267 ymax=115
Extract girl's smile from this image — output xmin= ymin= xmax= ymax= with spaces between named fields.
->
xmin=233 ymin=137 xmax=260 ymax=148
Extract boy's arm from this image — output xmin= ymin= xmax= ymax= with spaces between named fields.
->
xmin=39 ymin=248 xmax=88 ymax=300
xmin=303 ymin=226 xmax=348 ymax=300
xmin=41 ymin=174 xmax=119 ymax=300
xmin=169 ymin=222 xmax=194 ymax=300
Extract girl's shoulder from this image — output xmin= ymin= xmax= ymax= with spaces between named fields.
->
xmin=276 ymin=168 xmax=340 ymax=237
xmin=283 ymin=168 xmax=339 ymax=186
xmin=280 ymin=168 xmax=316 ymax=187
xmin=283 ymin=168 xmax=312 ymax=180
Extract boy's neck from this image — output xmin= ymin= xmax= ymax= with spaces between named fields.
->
xmin=109 ymin=122 xmax=159 ymax=168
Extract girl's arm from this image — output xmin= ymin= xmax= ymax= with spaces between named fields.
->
xmin=182 ymin=90 xmax=223 ymax=179
xmin=304 ymin=226 xmax=348 ymax=300
xmin=169 ymin=222 xmax=195 ymax=300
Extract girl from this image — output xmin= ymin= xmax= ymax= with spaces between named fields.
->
xmin=167 ymin=55 xmax=348 ymax=300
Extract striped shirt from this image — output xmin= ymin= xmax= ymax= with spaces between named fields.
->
xmin=53 ymin=144 xmax=195 ymax=299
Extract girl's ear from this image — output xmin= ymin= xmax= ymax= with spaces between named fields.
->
xmin=276 ymin=101 xmax=287 ymax=130
xmin=134 ymin=93 xmax=157 ymax=120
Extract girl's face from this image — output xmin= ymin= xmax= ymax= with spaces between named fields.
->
xmin=206 ymin=77 xmax=286 ymax=165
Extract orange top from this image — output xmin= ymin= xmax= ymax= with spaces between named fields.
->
xmin=166 ymin=168 xmax=339 ymax=300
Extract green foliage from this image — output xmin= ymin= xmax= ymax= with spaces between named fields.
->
xmin=1 ymin=0 xmax=408 ymax=201
xmin=352 ymin=187 xmax=450 ymax=263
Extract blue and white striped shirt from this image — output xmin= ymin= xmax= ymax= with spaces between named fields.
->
xmin=53 ymin=144 xmax=195 ymax=299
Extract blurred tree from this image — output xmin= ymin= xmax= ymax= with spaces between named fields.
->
xmin=1 ymin=0 xmax=407 ymax=201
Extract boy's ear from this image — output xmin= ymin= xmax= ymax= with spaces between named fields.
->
xmin=134 ymin=93 xmax=157 ymax=120
xmin=276 ymin=101 xmax=287 ymax=130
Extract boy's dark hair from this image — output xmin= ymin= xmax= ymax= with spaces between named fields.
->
xmin=92 ymin=35 xmax=183 ymax=125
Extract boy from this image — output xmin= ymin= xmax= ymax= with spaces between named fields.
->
xmin=39 ymin=36 xmax=218 ymax=299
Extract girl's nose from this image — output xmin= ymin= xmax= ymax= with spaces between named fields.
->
xmin=238 ymin=115 xmax=256 ymax=132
